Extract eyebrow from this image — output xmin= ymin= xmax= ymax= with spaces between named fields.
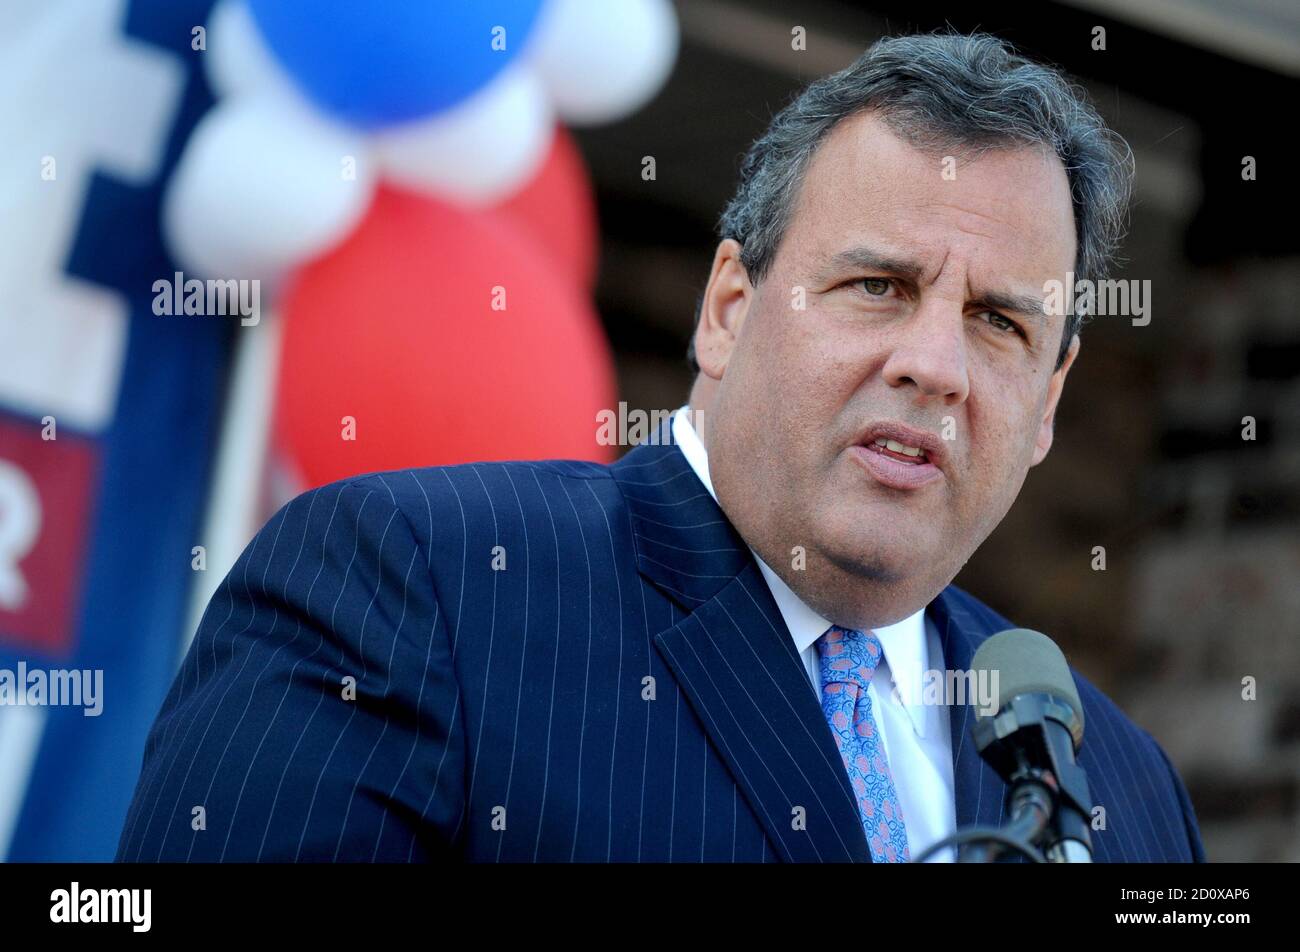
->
xmin=816 ymin=245 xmax=925 ymax=283
xmin=815 ymin=244 xmax=1049 ymax=319
xmin=972 ymin=289 xmax=1049 ymax=320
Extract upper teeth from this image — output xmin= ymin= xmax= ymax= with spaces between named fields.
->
xmin=875 ymin=437 xmax=924 ymax=457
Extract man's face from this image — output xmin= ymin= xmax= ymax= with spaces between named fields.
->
xmin=694 ymin=109 xmax=1079 ymax=629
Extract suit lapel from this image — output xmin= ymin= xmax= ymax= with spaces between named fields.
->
xmin=612 ymin=417 xmax=871 ymax=862
xmin=609 ymin=416 xmax=751 ymax=611
xmin=927 ymin=588 xmax=1011 ymax=836
xmin=652 ymin=564 xmax=873 ymax=862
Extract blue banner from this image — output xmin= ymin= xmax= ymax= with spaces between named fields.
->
xmin=0 ymin=0 xmax=230 ymax=861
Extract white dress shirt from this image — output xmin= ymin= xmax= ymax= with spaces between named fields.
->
xmin=670 ymin=405 xmax=958 ymax=861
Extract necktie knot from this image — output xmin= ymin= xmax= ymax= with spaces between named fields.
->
xmin=816 ymin=624 xmax=884 ymax=694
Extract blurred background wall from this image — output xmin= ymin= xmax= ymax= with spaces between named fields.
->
xmin=1 ymin=0 xmax=1296 ymax=861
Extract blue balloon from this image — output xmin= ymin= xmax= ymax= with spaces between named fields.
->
xmin=247 ymin=0 xmax=546 ymax=128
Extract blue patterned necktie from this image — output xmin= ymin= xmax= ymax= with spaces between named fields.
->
xmin=816 ymin=624 xmax=911 ymax=862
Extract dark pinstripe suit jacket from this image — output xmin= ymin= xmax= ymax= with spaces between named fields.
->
xmin=116 ymin=418 xmax=1206 ymax=863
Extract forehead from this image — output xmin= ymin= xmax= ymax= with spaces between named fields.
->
xmin=783 ymin=109 xmax=1076 ymax=283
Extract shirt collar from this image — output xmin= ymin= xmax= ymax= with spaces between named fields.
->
xmin=670 ymin=405 xmax=931 ymax=727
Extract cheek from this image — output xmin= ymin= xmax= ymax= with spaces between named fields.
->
xmin=796 ymin=307 xmax=884 ymax=401
xmin=966 ymin=375 xmax=1046 ymax=478
xmin=745 ymin=303 xmax=848 ymax=412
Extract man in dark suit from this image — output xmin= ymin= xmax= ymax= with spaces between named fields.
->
xmin=118 ymin=32 xmax=1205 ymax=863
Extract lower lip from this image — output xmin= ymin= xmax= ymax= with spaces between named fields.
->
xmin=849 ymin=443 xmax=944 ymax=490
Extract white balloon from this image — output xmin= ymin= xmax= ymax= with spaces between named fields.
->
xmin=163 ymin=95 xmax=376 ymax=280
xmin=203 ymin=0 xmax=298 ymax=102
xmin=372 ymin=66 xmax=552 ymax=205
xmin=527 ymin=0 xmax=679 ymax=126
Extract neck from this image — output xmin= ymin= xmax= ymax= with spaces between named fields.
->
xmin=687 ymin=373 xmax=718 ymax=451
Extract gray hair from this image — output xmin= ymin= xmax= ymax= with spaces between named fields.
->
xmin=687 ymin=30 xmax=1134 ymax=372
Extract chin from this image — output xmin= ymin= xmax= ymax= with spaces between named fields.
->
xmin=821 ymin=539 xmax=906 ymax=586
xmin=821 ymin=529 xmax=958 ymax=605
xmin=809 ymin=571 xmax=934 ymax=631
xmin=820 ymin=513 xmax=935 ymax=579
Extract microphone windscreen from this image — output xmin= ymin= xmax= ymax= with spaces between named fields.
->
xmin=970 ymin=628 xmax=1084 ymax=738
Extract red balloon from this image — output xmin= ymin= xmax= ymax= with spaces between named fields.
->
xmin=493 ymin=125 xmax=599 ymax=290
xmin=275 ymin=185 xmax=616 ymax=489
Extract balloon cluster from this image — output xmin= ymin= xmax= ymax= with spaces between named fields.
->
xmin=165 ymin=0 xmax=678 ymax=487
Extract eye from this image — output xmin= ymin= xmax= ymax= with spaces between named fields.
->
xmin=851 ymin=277 xmax=896 ymax=296
xmin=975 ymin=309 xmax=1022 ymax=336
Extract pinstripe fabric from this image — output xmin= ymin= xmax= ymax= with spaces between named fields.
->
xmin=116 ymin=417 xmax=1206 ymax=863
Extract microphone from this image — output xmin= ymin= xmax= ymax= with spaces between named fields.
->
xmin=969 ymin=628 xmax=1094 ymax=862
xmin=911 ymin=628 xmax=1095 ymax=863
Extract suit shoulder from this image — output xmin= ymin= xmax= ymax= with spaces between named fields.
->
xmin=939 ymin=584 xmax=1203 ymax=858
xmin=303 ymin=459 xmax=619 ymax=541
xmin=939 ymin=582 xmax=1017 ymax=633
xmin=939 ymin=585 xmax=1171 ymax=759
xmin=254 ymin=460 xmax=615 ymax=559
xmin=1069 ymin=665 xmax=1205 ymax=859
xmin=341 ymin=458 xmax=611 ymax=506
xmin=1069 ymin=665 xmax=1172 ymax=764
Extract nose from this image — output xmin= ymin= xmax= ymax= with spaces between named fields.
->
xmin=880 ymin=296 xmax=970 ymax=405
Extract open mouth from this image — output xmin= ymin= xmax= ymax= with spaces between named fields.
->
xmin=866 ymin=437 xmax=929 ymax=464
xmin=849 ymin=425 xmax=945 ymax=490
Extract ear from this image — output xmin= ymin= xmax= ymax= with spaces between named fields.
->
xmin=1030 ymin=333 xmax=1080 ymax=467
xmin=693 ymin=238 xmax=752 ymax=382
